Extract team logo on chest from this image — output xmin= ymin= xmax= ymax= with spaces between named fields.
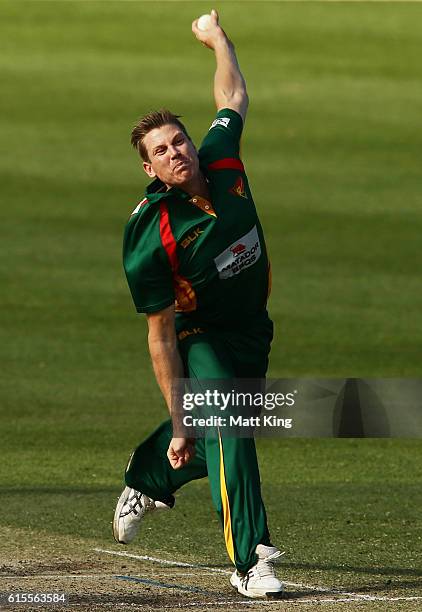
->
xmin=229 ymin=176 xmax=248 ymax=199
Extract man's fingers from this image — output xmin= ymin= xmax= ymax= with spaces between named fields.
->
xmin=169 ymin=455 xmax=185 ymax=470
xmin=167 ymin=440 xmax=195 ymax=470
xmin=185 ymin=443 xmax=196 ymax=462
xmin=192 ymin=10 xmax=220 ymax=44
xmin=169 ymin=457 xmax=183 ymax=469
xmin=182 ymin=446 xmax=195 ymax=465
xmin=167 ymin=447 xmax=182 ymax=470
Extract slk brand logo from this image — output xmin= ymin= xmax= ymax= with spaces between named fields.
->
xmin=178 ymin=327 xmax=204 ymax=341
xmin=181 ymin=227 xmax=204 ymax=249
xmin=214 ymin=226 xmax=261 ymax=279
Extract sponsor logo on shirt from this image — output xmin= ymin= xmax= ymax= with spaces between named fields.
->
xmin=229 ymin=176 xmax=248 ymax=199
xmin=214 ymin=226 xmax=261 ymax=279
xmin=181 ymin=227 xmax=204 ymax=249
xmin=209 ymin=117 xmax=231 ymax=130
xmin=178 ymin=327 xmax=204 ymax=341
xmin=231 ymin=243 xmax=246 ymax=256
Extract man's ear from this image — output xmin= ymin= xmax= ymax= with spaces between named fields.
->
xmin=143 ymin=161 xmax=156 ymax=178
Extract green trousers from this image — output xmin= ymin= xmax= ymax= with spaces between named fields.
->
xmin=125 ymin=313 xmax=274 ymax=573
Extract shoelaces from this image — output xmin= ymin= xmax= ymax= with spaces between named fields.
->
xmin=121 ymin=490 xmax=156 ymax=518
xmin=121 ymin=490 xmax=143 ymax=517
xmin=240 ymin=557 xmax=277 ymax=590
xmin=256 ymin=557 xmax=277 ymax=578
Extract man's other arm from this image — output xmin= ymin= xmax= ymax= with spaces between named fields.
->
xmin=192 ymin=9 xmax=249 ymax=122
xmin=147 ymin=305 xmax=195 ymax=469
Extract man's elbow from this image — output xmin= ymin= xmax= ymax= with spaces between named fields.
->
xmin=223 ymin=88 xmax=248 ymax=106
xmin=218 ymin=90 xmax=249 ymax=121
xmin=147 ymin=306 xmax=177 ymax=345
xmin=148 ymin=326 xmax=177 ymax=349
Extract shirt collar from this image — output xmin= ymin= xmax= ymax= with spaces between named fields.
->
xmin=145 ymin=177 xmax=167 ymax=195
xmin=145 ymin=178 xmax=191 ymax=202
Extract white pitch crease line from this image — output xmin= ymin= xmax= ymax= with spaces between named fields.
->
xmin=162 ymin=596 xmax=422 ymax=607
xmin=93 ymin=548 xmax=360 ymax=596
xmin=94 ymin=548 xmax=232 ymax=575
xmin=0 ymin=574 xmax=115 ymax=579
xmin=94 ymin=548 xmax=422 ymax=603
xmin=0 ymin=572 xmax=209 ymax=579
xmin=94 ymin=547 xmax=319 ymax=589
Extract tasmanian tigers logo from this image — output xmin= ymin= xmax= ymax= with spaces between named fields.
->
xmin=229 ymin=176 xmax=247 ymax=199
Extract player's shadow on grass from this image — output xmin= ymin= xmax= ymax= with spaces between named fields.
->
xmin=281 ymin=579 xmax=422 ymax=600
xmin=0 ymin=486 xmax=118 ymax=494
xmin=344 ymin=579 xmax=422 ymax=594
xmin=285 ymin=561 xmax=422 ymax=577
xmin=282 ymin=562 xmax=422 ymax=597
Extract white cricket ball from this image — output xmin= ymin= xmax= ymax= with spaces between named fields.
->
xmin=197 ymin=14 xmax=213 ymax=31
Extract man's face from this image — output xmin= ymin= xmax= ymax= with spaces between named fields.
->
xmin=142 ymin=124 xmax=200 ymax=188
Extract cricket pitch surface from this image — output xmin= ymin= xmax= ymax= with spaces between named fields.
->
xmin=1 ymin=529 xmax=421 ymax=612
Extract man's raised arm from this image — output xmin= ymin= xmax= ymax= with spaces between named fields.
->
xmin=192 ymin=9 xmax=249 ymax=122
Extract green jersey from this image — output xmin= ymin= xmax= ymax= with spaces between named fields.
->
xmin=123 ymin=108 xmax=271 ymax=329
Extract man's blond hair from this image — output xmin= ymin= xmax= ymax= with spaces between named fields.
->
xmin=131 ymin=110 xmax=190 ymax=162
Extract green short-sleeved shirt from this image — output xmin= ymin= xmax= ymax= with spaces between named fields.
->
xmin=123 ymin=108 xmax=271 ymax=328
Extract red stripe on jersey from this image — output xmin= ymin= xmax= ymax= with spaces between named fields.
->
xmin=208 ymin=158 xmax=244 ymax=172
xmin=159 ymin=201 xmax=178 ymax=272
xmin=159 ymin=201 xmax=197 ymax=312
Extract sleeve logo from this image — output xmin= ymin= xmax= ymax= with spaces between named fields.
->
xmin=229 ymin=176 xmax=247 ymax=199
xmin=131 ymin=197 xmax=148 ymax=215
xmin=214 ymin=226 xmax=261 ymax=279
xmin=209 ymin=117 xmax=231 ymax=130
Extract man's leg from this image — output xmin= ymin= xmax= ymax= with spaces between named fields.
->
xmin=124 ymin=419 xmax=207 ymax=506
xmin=178 ymin=329 xmax=272 ymax=574
xmin=204 ymin=432 xmax=271 ymax=572
xmin=123 ymin=328 xmax=235 ymax=504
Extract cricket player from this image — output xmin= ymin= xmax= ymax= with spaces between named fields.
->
xmin=113 ymin=10 xmax=283 ymax=598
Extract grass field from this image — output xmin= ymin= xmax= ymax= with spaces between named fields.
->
xmin=1 ymin=1 xmax=421 ymax=610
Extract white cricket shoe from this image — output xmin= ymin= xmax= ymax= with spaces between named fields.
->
xmin=230 ymin=544 xmax=284 ymax=598
xmin=113 ymin=486 xmax=171 ymax=544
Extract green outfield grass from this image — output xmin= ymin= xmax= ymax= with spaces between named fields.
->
xmin=1 ymin=1 xmax=421 ymax=608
